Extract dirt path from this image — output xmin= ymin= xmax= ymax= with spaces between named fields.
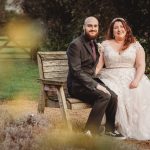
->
xmin=0 ymin=100 xmax=90 ymax=128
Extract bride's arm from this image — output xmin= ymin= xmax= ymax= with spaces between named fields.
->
xmin=129 ymin=42 xmax=145 ymax=89
xmin=95 ymin=43 xmax=105 ymax=75
xmin=95 ymin=51 xmax=104 ymax=75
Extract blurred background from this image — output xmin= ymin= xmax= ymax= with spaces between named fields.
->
xmin=0 ymin=0 xmax=150 ymax=100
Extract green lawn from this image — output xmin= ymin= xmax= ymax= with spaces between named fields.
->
xmin=0 ymin=59 xmax=40 ymax=101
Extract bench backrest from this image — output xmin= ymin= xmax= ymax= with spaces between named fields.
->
xmin=37 ymin=51 xmax=68 ymax=82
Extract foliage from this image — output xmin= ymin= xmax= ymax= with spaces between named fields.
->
xmin=19 ymin=0 xmax=118 ymax=51
xmin=113 ymin=0 xmax=150 ymax=38
xmin=0 ymin=107 xmax=139 ymax=150
xmin=0 ymin=0 xmax=6 ymax=22
xmin=113 ymin=0 xmax=150 ymax=54
xmin=0 ymin=109 xmax=50 ymax=150
xmin=0 ymin=0 xmax=7 ymax=35
xmin=19 ymin=0 xmax=150 ymax=53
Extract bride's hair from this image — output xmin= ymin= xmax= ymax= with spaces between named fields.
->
xmin=106 ymin=17 xmax=136 ymax=50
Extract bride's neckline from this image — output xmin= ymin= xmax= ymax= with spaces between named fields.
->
xmin=107 ymin=40 xmax=127 ymax=55
xmin=109 ymin=45 xmax=125 ymax=55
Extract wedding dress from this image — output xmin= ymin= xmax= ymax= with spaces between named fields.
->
xmin=99 ymin=41 xmax=150 ymax=140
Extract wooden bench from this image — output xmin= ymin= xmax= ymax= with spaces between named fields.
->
xmin=37 ymin=51 xmax=105 ymax=130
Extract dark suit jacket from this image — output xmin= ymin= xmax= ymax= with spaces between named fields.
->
xmin=67 ymin=34 xmax=100 ymax=96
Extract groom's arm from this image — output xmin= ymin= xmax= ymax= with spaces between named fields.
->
xmin=67 ymin=42 xmax=98 ymax=91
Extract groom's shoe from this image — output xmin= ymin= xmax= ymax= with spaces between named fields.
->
xmin=105 ymin=130 xmax=126 ymax=140
xmin=84 ymin=130 xmax=93 ymax=137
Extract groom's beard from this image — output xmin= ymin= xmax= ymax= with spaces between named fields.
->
xmin=84 ymin=30 xmax=99 ymax=40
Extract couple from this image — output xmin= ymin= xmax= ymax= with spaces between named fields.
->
xmin=67 ymin=16 xmax=150 ymax=140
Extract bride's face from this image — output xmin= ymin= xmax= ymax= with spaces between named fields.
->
xmin=113 ymin=21 xmax=126 ymax=41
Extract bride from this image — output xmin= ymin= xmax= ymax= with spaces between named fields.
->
xmin=96 ymin=17 xmax=150 ymax=140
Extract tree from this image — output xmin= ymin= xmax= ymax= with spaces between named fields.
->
xmin=113 ymin=0 xmax=150 ymax=53
xmin=0 ymin=0 xmax=7 ymax=34
xmin=10 ymin=0 xmax=149 ymax=53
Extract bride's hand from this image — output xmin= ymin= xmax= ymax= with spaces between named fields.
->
xmin=96 ymin=84 xmax=110 ymax=95
xmin=129 ymin=80 xmax=139 ymax=89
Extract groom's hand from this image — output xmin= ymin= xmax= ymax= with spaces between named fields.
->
xmin=96 ymin=84 xmax=110 ymax=95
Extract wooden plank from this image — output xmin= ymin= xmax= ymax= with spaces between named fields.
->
xmin=37 ymin=54 xmax=44 ymax=79
xmin=46 ymin=100 xmax=60 ymax=108
xmin=43 ymin=60 xmax=68 ymax=66
xmin=0 ymin=54 xmax=30 ymax=59
xmin=44 ymin=72 xmax=67 ymax=79
xmin=40 ymin=52 xmax=67 ymax=60
xmin=67 ymin=98 xmax=91 ymax=109
xmin=38 ymin=51 xmax=66 ymax=55
xmin=43 ymin=66 xmax=68 ymax=72
xmin=0 ymin=37 xmax=8 ymax=40
xmin=38 ymin=78 xmax=66 ymax=85
xmin=67 ymin=101 xmax=91 ymax=109
xmin=0 ymin=36 xmax=31 ymax=54
xmin=67 ymin=98 xmax=87 ymax=104
xmin=0 ymin=52 xmax=30 ymax=54
xmin=0 ymin=45 xmax=31 ymax=48
xmin=37 ymin=85 xmax=47 ymax=113
xmin=56 ymin=85 xmax=72 ymax=130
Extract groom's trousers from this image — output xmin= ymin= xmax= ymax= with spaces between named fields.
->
xmin=70 ymin=78 xmax=118 ymax=134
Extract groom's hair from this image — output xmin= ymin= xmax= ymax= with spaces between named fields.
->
xmin=84 ymin=16 xmax=99 ymax=25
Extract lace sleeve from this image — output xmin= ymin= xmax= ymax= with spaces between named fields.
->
xmin=134 ymin=41 xmax=145 ymax=52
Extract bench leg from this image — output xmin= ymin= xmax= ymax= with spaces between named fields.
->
xmin=56 ymin=85 xmax=72 ymax=130
xmin=37 ymin=85 xmax=47 ymax=113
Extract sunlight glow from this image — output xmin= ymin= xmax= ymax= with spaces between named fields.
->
xmin=5 ymin=18 xmax=45 ymax=49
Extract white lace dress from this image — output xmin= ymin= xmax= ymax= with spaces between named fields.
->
xmin=99 ymin=41 xmax=150 ymax=140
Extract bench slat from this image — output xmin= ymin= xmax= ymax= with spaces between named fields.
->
xmin=67 ymin=98 xmax=91 ymax=109
xmin=43 ymin=60 xmax=68 ymax=66
xmin=40 ymin=53 xmax=67 ymax=60
xmin=43 ymin=66 xmax=68 ymax=72
xmin=38 ymin=78 xmax=66 ymax=85
xmin=44 ymin=72 xmax=68 ymax=79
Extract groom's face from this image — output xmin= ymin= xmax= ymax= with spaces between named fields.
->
xmin=83 ymin=17 xmax=99 ymax=40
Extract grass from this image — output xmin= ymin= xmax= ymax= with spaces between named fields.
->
xmin=32 ymin=129 xmax=139 ymax=150
xmin=0 ymin=59 xmax=40 ymax=101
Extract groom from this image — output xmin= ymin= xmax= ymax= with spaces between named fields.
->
xmin=67 ymin=16 xmax=121 ymax=137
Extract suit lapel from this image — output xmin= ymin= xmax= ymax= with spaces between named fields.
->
xmin=80 ymin=35 xmax=93 ymax=57
xmin=80 ymin=34 xmax=100 ymax=62
xmin=84 ymin=42 xmax=93 ymax=57
xmin=95 ymin=42 xmax=100 ymax=63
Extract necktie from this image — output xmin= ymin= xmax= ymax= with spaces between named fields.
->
xmin=90 ymin=40 xmax=96 ymax=61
